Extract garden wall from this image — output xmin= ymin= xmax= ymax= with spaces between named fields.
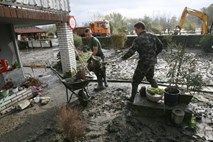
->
xmin=82 ymin=35 xmax=204 ymax=49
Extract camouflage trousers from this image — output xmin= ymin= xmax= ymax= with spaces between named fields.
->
xmin=131 ymin=62 xmax=158 ymax=96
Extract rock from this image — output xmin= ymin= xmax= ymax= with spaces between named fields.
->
xmin=17 ymin=100 xmax=31 ymax=110
xmin=40 ymin=97 xmax=51 ymax=105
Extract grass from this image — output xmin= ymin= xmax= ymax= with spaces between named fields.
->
xmin=58 ymin=105 xmax=87 ymax=142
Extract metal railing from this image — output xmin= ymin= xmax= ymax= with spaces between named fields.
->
xmin=0 ymin=0 xmax=70 ymax=13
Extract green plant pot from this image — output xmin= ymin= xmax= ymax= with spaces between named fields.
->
xmin=0 ymin=90 xmax=9 ymax=98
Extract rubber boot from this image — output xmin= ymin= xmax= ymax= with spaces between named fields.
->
xmin=94 ymin=76 xmax=104 ymax=91
xmin=104 ymin=79 xmax=108 ymax=87
xmin=128 ymin=85 xmax=138 ymax=102
xmin=151 ymin=81 xmax=158 ymax=88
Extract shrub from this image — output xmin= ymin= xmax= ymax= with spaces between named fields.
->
xmin=73 ymin=33 xmax=83 ymax=49
xmin=58 ymin=105 xmax=87 ymax=142
xmin=111 ymin=33 xmax=127 ymax=49
xmin=147 ymin=88 xmax=164 ymax=95
xmin=164 ymin=42 xmax=206 ymax=93
xmin=200 ymin=35 xmax=213 ymax=53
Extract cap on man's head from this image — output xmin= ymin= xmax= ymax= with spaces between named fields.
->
xmin=134 ymin=22 xmax=145 ymax=30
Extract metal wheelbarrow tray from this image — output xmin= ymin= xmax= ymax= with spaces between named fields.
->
xmin=62 ymin=78 xmax=90 ymax=91
xmin=51 ymin=67 xmax=91 ymax=104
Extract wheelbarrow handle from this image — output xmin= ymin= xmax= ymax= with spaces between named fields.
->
xmin=50 ymin=66 xmax=64 ymax=80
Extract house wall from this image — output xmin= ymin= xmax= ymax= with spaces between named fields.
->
xmin=0 ymin=24 xmax=24 ymax=88
xmin=0 ymin=24 xmax=17 ymax=64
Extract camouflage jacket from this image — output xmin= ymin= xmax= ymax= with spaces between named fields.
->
xmin=122 ymin=31 xmax=163 ymax=64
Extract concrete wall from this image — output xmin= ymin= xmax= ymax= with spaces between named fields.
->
xmin=82 ymin=35 xmax=204 ymax=49
xmin=0 ymin=24 xmax=17 ymax=64
xmin=0 ymin=24 xmax=24 ymax=88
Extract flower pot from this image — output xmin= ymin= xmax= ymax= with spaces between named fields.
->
xmin=12 ymin=87 xmax=19 ymax=93
xmin=178 ymin=93 xmax=193 ymax=105
xmin=164 ymin=87 xmax=180 ymax=106
xmin=0 ymin=89 xmax=9 ymax=98
xmin=171 ymin=108 xmax=185 ymax=125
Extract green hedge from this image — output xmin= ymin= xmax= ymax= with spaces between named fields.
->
xmin=200 ymin=35 xmax=213 ymax=53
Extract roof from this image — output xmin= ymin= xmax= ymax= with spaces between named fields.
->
xmin=15 ymin=27 xmax=46 ymax=34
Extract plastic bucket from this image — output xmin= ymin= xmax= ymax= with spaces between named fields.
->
xmin=164 ymin=89 xmax=180 ymax=106
xmin=0 ymin=59 xmax=8 ymax=72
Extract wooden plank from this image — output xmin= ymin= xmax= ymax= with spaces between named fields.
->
xmin=0 ymin=6 xmax=4 ymax=17
xmin=46 ymin=13 xmax=51 ymax=20
xmin=10 ymin=8 xmax=17 ymax=18
xmin=43 ymin=13 xmax=48 ymax=20
xmin=16 ymin=9 xmax=23 ymax=18
xmin=22 ymin=9 xmax=29 ymax=18
xmin=0 ymin=5 xmax=68 ymax=22
xmin=30 ymin=10 xmax=35 ymax=19
xmin=40 ymin=13 xmax=45 ymax=20
xmin=3 ymin=6 xmax=11 ymax=17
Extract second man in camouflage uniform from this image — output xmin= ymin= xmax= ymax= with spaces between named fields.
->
xmin=121 ymin=22 xmax=163 ymax=102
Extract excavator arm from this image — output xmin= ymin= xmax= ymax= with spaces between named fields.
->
xmin=174 ymin=7 xmax=208 ymax=35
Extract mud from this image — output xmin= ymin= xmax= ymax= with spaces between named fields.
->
xmin=0 ymin=47 xmax=212 ymax=142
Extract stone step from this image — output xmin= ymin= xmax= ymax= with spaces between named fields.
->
xmin=133 ymin=93 xmax=193 ymax=124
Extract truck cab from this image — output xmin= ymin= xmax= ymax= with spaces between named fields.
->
xmin=90 ymin=20 xmax=110 ymax=37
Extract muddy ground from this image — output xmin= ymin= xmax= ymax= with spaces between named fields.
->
xmin=0 ymin=47 xmax=213 ymax=142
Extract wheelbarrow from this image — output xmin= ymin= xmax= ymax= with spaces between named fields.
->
xmin=50 ymin=67 xmax=91 ymax=106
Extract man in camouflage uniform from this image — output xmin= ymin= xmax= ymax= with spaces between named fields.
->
xmin=85 ymin=28 xmax=108 ymax=91
xmin=121 ymin=22 xmax=163 ymax=102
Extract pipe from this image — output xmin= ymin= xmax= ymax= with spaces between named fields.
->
xmin=23 ymin=66 xmax=213 ymax=94
xmin=89 ymin=79 xmax=213 ymax=94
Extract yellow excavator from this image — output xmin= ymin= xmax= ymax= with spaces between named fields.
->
xmin=174 ymin=7 xmax=213 ymax=35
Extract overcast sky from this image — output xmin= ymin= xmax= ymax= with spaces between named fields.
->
xmin=70 ymin=0 xmax=213 ymax=26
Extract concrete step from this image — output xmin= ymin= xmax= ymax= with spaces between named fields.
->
xmin=133 ymin=93 xmax=193 ymax=124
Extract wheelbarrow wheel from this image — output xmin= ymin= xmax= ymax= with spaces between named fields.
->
xmin=79 ymin=99 xmax=88 ymax=107
xmin=77 ymin=89 xmax=89 ymax=107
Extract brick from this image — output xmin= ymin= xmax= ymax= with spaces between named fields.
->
xmin=3 ymin=93 xmax=17 ymax=102
xmin=17 ymin=89 xmax=27 ymax=95
xmin=0 ymin=106 xmax=15 ymax=115
xmin=1 ymin=99 xmax=12 ymax=106
xmin=17 ymin=95 xmax=28 ymax=102
xmin=0 ymin=105 xmax=6 ymax=111
xmin=9 ymin=8 xmax=17 ymax=18
xmin=5 ymin=100 xmax=18 ymax=108
xmin=11 ymin=95 xmax=23 ymax=101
